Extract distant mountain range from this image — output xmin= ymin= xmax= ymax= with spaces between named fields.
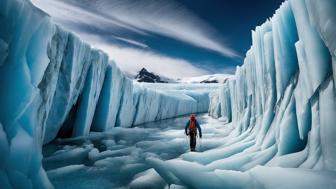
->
xmin=133 ymin=68 xmax=232 ymax=84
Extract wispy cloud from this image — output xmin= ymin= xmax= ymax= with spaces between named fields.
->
xmin=31 ymin=0 xmax=149 ymax=36
xmin=32 ymin=0 xmax=240 ymax=58
xmin=113 ymin=36 xmax=148 ymax=49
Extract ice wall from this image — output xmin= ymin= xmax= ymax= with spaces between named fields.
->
xmin=209 ymin=0 xmax=336 ymax=171
xmin=0 ymin=0 xmax=214 ymax=188
xmin=146 ymin=1 xmax=336 ymax=187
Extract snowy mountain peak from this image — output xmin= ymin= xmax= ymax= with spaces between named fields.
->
xmin=135 ymin=68 xmax=168 ymax=83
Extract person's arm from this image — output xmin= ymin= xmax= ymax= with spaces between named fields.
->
xmin=185 ymin=121 xmax=189 ymax=135
xmin=196 ymin=121 xmax=202 ymax=138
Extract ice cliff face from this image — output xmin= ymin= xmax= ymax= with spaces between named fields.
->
xmin=209 ymin=0 xmax=336 ymax=171
xmin=0 ymin=0 xmax=215 ymax=188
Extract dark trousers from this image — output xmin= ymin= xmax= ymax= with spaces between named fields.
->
xmin=189 ymin=131 xmax=197 ymax=151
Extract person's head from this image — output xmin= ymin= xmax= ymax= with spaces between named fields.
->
xmin=190 ymin=114 xmax=196 ymax=121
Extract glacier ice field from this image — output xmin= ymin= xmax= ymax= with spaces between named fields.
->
xmin=1 ymin=0 xmax=336 ymax=188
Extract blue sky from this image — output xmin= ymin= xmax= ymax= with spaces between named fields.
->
xmin=32 ymin=0 xmax=283 ymax=79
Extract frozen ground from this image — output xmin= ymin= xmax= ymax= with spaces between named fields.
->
xmin=42 ymin=114 xmax=230 ymax=189
xmin=43 ymin=114 xmax=336 ymax=189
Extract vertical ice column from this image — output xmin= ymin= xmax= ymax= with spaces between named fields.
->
xmin=319 ymin=78 xmax=336 ymax=171
xmin=305 ymin=0 xmax=336 ymax=84
xmin=251 ymin=20 xmax=272 ymax=116
xmin=272 ymin=2 xmax=299 ymax=101
xmin=208 ymin=91 xmax=221 ymax=118
xmin=91 ymin=64 xmax=113 ymax=132
xmin=220 ymin=83 xmax=232 ymax=123
xmin=72 ymin=50 xmax=107 ymax=137
xmin=105 ymin=62 xmax=124 ymax=127
xmin=44 ymin=33 xmax=91 ymax=143
xmin=115 ymin=77 xmax=134 ymax=127
xmin=256 ymin=31 xmax=277 ymax=145
xmin=35 ymin=26 xmax=68 ymax=144
xmin=290 ymin=0 xmax=331 ymax=92
xmin=229 ymin=64 xmax=249 ymax=133
xmin=132 ymin=86 xmax=160 ymax=125
xmin=277 ymin=94 xmax=304 ymax=155
xmin=300 ymin=96 xmax=321 ymax=169
xmin=293 ymin=41 xmax=312 ymax=140
xmin=227 ymin=76 xmax=236 ymax=123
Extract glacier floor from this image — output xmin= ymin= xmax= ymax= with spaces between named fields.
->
xmin=42 ymin=114 xmax=336 ymax=189
xmin=43 ymin=114 xmax=229 ymax=189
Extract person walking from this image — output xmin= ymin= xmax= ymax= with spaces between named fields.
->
xmin=185 ymin=114 xmax=202 ymax=152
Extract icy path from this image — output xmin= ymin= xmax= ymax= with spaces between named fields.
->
xmin=43 ymin=114 xmax=229 ymax=189
xmin=43 ymin=113 xmax=336 ymax=189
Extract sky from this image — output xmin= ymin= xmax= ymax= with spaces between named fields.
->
xmin=32 ymin=0 xmax=284 ymax=79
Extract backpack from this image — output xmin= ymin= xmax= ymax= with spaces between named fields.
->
xmin=189 ymin=119 xmax=197 ymax=134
